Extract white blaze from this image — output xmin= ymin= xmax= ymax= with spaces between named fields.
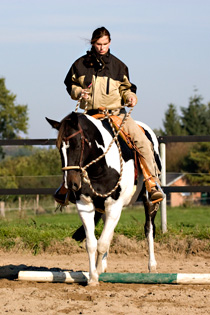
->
xmin=61 ymin=141 xmax=70 ymax=189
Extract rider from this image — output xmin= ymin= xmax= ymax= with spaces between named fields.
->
xmin=55 ymin=27 xmax=164 ymax=204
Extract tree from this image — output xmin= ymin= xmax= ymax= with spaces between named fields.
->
xmin=0 ymin=77 xmax=28 ymax=139
xmin=159 ymin=92 xmax=210 ymax=136
xmin=161 ymin=103 xmax=183 ymax=136
xmin=182 ymin=142 xmax=210 ymax=185
xmin=0 ymin=77 xmax=29 ymax=158
xmin=180 ymin=94 xmax=210 ymax=135
xmin=158 ymin=92 xmax=210 ymax=174
xmin=0 ymin=148 xmax=61 ymax=189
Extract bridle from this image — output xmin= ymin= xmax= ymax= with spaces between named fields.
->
xmin=62 ymin=122 xmax=89 ymax=171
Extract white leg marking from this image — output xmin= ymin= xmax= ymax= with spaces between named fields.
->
xmin=96 ymin=199 xmax=123 ymax=275
xmin=147 ymin=218 xmax=157 ymax=272
xmin=61 ymin=141 xmax=70 ymax=189
xmin=76 ymin=198 xmax=98 ymax=284
xmin=100 ymin=214 xmax=109 ymax=273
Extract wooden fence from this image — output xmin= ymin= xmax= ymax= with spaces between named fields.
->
xmin=159 ymin=135 xmax=210 ymax=232
xmin=0 ymin=136 xmax=210 ymax=232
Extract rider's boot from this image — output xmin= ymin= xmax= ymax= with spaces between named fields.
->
xmin=144 ymin=176 xmax=164 ymax=203
xmin=135 ymin=148 xmax=164 ymax=204
xmin=149 ymin=185 xmax=164 ymax=203
xmin=54 ymin=183 xmax=69 ymax=206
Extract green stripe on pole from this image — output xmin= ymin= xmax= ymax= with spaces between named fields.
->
xmin=99 ymin=273 xmax=178 ymax=284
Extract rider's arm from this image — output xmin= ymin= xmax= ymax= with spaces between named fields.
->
xmin=119 ymin=65 xmax=138 ymax=106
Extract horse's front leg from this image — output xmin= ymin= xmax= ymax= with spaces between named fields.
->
xmin=96 ymin=200 xmax=122 ymax=275
xmin=76 ymin=198 xmax=98 ymax=285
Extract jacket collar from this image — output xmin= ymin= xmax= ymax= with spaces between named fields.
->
xmin=89 ymin=47 xmax=110 ymax=63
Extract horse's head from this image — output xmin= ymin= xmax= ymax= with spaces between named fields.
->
xmin=46 ymin=112 xmax=88 ymax=192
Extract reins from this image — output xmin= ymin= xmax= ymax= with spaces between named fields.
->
xmin=62 ymin=92 xmax=134 ymax=198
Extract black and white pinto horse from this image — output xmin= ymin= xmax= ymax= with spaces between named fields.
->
xmin=46 ymin=112 xmax=161 ymax=285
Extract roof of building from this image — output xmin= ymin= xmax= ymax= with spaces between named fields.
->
xmin=166 ymin=173 xmax=185 ymax=186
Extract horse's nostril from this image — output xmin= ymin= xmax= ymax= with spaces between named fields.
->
xmin=71 ymin=182 xmax=79 ymax=191
xmin=73 ymin=184 xmax=78 ymax=190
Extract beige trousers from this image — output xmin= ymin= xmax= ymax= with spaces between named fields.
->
xmin=116 ymin=110 xmax=160 ymax=179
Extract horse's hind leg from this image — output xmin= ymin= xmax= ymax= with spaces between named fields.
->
xmin=96 ymin=213 xmax=113 ymax=274
xmin=95 ymin=213 xmax=106 ymax=273
xmin=142 ymin=191 xmax=159 ymax=273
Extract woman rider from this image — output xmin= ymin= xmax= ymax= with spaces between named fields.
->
xmin=55 ymin=27 xmax=163 ymax=204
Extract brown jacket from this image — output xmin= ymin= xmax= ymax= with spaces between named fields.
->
xmin=64 ymin=48 xmax=138 ymax=110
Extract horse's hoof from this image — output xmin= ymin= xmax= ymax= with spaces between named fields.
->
xmin=96 ymin=266 xmax=107 ymax=274
xmin=88 ymin=281 xmax=99 ymax=287
xmin=149 ymin=267 xmax=158 ymax=273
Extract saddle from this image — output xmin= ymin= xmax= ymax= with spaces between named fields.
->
xmin=91 ymin=112 xmax=157 ymax=194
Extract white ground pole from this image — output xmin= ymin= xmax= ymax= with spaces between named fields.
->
xmin=160 ymin=142 xmax=167 ymax=233
xmin=18 ymin=271 xmax=89 ymax=283
xmin=18 ymin=271 xmax=210 ymax=284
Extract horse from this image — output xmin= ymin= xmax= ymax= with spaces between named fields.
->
xmin=46 ymin=111 xmax=161 ymax=285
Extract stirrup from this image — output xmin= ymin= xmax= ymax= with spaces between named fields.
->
xmin=150 ymin=181 xmax=165 ymax=204
xmin=144 ymin=179 xmax=165 ymax=204
xmin=150 ymin=191 xmax=164 ymax=204
xmin=54 ymin=185 xmax=69 ymax=206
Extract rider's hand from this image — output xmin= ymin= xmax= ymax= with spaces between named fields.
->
xmin=81 ymin=89 xmax=90 ymax=100
xmin=127 ymin=96 xmax=136 ymax=107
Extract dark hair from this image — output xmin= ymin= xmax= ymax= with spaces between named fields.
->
xmin=91 ymin=27 xmax=111 ymax=45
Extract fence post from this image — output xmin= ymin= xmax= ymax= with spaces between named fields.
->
xmin=160 ymin=142 xmax=167 ymax=233
xmin=0 ymin=201 xmax=5 ymax=217
xmin=36 ymin=194 xmax=39 ymax=209
xmin=19 ymin=197 xmax=22 ymax=212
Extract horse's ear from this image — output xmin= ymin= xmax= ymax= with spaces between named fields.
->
xmin=45 ymin=117 xmax=61 ymax=130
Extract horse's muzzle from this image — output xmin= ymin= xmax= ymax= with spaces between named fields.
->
xmin=67 ymin=170 xmax=82 ymax=192
xmin=69 ymin=181 xmax=81 ymax=192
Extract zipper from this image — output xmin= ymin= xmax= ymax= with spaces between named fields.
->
xmin=92 ymin=76 xmax=96 ymax=108
xmin=106 ymin=77 xmax=110 ymax=94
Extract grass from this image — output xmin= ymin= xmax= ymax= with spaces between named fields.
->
xmin=0 ymin=205 xmax=210 ymax=254
xmin=115 ymin=205 xmax=210 ymax=241
xmin=0 ymin=211 xmax=81 ymax=254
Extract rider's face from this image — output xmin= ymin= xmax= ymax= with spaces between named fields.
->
xmin=93 ymin=36 xmax=111 ymax=55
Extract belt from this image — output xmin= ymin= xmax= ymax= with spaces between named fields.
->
xmin=86 ymin=108 xmax=126 ymax=116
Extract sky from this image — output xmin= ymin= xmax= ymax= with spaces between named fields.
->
xmin=0 ymin=0 xmax=210 ymax=139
